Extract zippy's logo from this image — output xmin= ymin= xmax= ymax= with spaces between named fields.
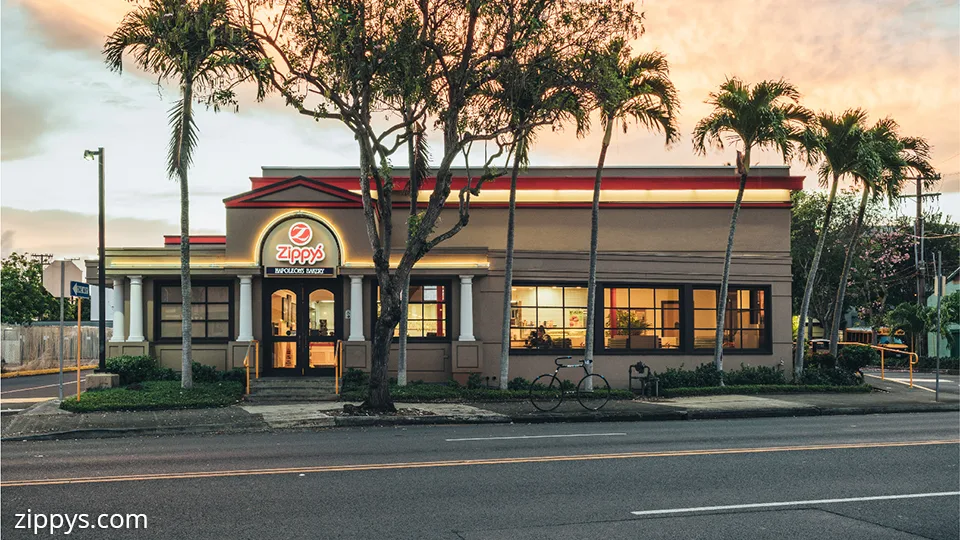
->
xmin=276 ymin=222 xmax=325 ymax=264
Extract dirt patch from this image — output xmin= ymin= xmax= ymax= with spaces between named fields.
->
xmin=332 ymin=404 xmax=437 ymax=417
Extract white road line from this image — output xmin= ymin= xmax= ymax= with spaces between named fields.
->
xmin=446 ymin=432 xmax=627 ymax=442
xmin=863 ymin=374 xmax=938 ymax=393
xmin=1 ymin=379 xmax=86 ymax=395
xmin=630 ymin=491 xmax=960 ymax=516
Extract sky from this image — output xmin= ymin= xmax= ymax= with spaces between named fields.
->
xmin=1 ymin=0 xmax=958 ymax=260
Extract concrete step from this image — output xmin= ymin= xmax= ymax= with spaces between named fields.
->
xmin=244 ymin=394 xmax=340 ymax=404
xmin=250 ymin=378 xmax=336 ymax=391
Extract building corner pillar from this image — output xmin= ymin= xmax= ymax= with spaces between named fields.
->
xmin=348 ymin=275 xmax=364 ymax=341
xmin=238 ymin=275 xmax=254 ymax=341
xmin=127 ymin=275 xmax=145 ymax=342
xmin=110 ymin=277 xmax=125 ymax=342
xmin=458 ymin=275 xmax=476 ymax=342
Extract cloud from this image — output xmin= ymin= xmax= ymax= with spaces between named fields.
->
xmin=0 ymin=207 xmax=222 ymax=260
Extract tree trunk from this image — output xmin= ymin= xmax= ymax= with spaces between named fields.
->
xmin=366 ymin=310 xmax=398 ymax=412
xmin=498 ymin=147 xmax=523 ymax=389
xmin=829 ymin=187 xmax=869 ymax=356
xmin=714 ymin=165 xmax=749 ymax=378
xmin=179 ymin=83 xmax=194 ymax=390
xmin=584 ymin=118 xmax=614 ymax=389
xmin=397 ymin=275 xmax=409 ymax=386
xmin=794 ymin=173 xmax=841 ymax=378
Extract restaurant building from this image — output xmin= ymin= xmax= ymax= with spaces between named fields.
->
xmin=90 ymin=165 xmax=801 ymax=387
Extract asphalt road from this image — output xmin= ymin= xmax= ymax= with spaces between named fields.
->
xmin=0 ymin=373 xmax=86 ymax=411
xmin=1 ymin=412 xmax=958 ymax=539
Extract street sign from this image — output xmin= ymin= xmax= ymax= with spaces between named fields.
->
xmin=70 ymin=281 xmax=91 ymax=299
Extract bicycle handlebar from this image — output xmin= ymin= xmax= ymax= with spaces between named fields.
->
xmin=554 ymin=356 xmax=572 ymax=366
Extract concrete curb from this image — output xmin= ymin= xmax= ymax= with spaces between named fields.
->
xmin=2 ymin=401 xmax=956 ymax=441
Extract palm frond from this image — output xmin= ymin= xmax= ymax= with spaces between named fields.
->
xmin=167 ymin=97 xmax=199 ymax=180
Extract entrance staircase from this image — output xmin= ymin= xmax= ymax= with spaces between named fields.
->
xmin=245 ymin=377 xmax=339 ymax=404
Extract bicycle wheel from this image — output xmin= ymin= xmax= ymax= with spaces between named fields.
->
xmin=529 ymin=374 xmax=563 ymax=412
xmin=577 ymin=374 xmax=611 ymax=411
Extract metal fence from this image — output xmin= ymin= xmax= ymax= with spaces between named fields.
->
xmin=1 ymin=324 xmax=112 ymax=371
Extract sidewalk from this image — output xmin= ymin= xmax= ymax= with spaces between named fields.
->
xmin=2 ymin=380 xmax=956 ymax=441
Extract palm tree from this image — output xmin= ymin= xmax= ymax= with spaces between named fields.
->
xmin=693 ymin=78 xmax=813 ymax=377
xmin=792 ymin=110 xmax=876 ymax=376
xmin=582 ymin=39 xmax=679 ymax=376
xmin=105 ymin=0 xmax=268 ymax=388
xmin=495 ymin=52 xmax=584 ymax=389
xmin=827 ymin=121 xmax=933 ymax=355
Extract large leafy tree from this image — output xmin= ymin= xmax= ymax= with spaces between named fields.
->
xmin=105 ymin=0 xmax=269 ymax=388
xmin=827 ymin=120 xmax=933 ymax=355
xmin=1 ymin=254 xmax=51 ymax=325
xmin=241 ymin=0 xmax=641 ymax=410
xmin=580 ymin=39 xmax=679 ymax=374
xmin=693 ymin=78 xmax=813 ymax=377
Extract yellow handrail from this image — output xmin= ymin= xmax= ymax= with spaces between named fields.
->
xmin=334 ymin=340 xmax=343 ymax=395
xmin=836 ymin=342 xmax=919 ymax=388
xmin=254 ymin=340 xmax=260 ymax=380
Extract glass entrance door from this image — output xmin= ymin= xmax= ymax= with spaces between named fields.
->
xmin=265 ymin=280 xmax=340 ymax=376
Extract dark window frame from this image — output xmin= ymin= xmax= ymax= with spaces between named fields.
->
xmin=597 ymin=284 xmax=686 ymax=354
xmin=690 ymin=285 xmax=772 ymax=354
xmin=508 ymin=282 xmax=589 ymax=355
xmin=372 ymin=280 xmax=453 ymax=343
xmin=154 ymin=279 xmax=235 ymax=344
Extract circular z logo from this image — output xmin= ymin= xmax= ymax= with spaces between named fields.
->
xmin=288 ymin=222 xmax=313 ymax=246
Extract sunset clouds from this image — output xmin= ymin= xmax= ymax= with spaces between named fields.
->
xmin=1 ymin=0 xmax=957 ymax=258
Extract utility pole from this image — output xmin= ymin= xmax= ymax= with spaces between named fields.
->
xmin=897 ymin=174 xmax=941 ymax=357
xmin=934 ymin=251 xmax=942 ymax=402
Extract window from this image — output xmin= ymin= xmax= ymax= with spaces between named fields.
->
xmin=603 ymin=287 xmax=681 ymax=350
xmin=692 ymin=287 xmax=767 ymax=350
xmin=376 ymin=283 xmax=449 ymax=339
xmin=157 ymin=283 xmax=232 ymax=340
xmin=509 ymin=285 xmax=587 ymax=351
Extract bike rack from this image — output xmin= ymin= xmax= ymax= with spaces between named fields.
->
xmin=628 ymin=361 xmax=659 ymax=397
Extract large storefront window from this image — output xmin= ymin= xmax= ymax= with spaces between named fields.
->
xmin=603 ymin=287 xmax=680 ymax=350
xmin=693 ymin=287 xmax=767 ymax=350
xmin=510 ymin=285 xmax=587 ymax=351
xmin=376 ymin=284 xmax=449 ymax=339
xmin=158 ymin=282 xmax=232 ymax=340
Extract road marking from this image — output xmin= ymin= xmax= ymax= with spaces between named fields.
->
xmin=2 ymin=439 xmax=956 ymax=488
xmin=0 ymin=398 xmax=55 ymax=404
xmin=446 ymin=432 xmax=627 ymax=442
xmin=863 ymin=374 xmax=937 ymax=393
xmin=1 ymin=380 xmax=86 ymax=395
xmin=630 ymin=491 xmax=960 ymax=516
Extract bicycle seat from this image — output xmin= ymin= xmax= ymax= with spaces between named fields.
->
xmin=554 ymin=356 xmax=572 ymax=366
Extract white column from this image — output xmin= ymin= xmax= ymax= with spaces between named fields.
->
xmin=348 ymin=275 xmax=364 ymax=341
xmin=110 ymin=277 xmax=125 ymax=342
xmin=238 ymin=275 xmax=254 ymax=341
xmin=127 ymin=275 xmax=145 ymax=342
xmin=458 ymin=275 xmax=475 ymax=341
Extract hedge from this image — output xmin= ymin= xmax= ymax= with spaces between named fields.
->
xmin=339 ymin=380 xmax=634 ymax=402
xmin=60 ymin=381 xmax=244 ymax=413
xmin=661 ymin=384 xmax=873 ymax=398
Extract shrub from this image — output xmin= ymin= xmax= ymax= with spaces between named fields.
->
xmin=342 ymin=368 xmax=369 ymax=391
xmin=805 ymin=353 xmax=836 ymax=370
xmin=507 ymin=377 xmax=531 ymax=391
xmin=447 ymin=377 xmax=462 ymax=389
xmin=798 ymin=367 xmax=859 ymax=386
xmin=724 ymin=364 xmax=786 ymax=385
xmin=837 ymin=345 xmax=878 ymax=373
xmin=560 ymin=378 xmax=575 ymax=391
xmin=466 ymin=373 xmax=483 ymax=389
xmin=191 ymin=362 xmax=220 ymax=384
xmin=221 ymin=367 xmax=246 ymax=383
xmin=105 ymin=356 xmax=175 ymax=386
xmin=655 ymin=363 xmax=722 ymax=389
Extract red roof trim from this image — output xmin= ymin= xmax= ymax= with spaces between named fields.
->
xmin=163 ymin=235 xmax=227 ymax=246
xmin=250 ymin=175 xmax=803 ymax=191
xmin=226 ymin=201 xmax=364 ymax=209
xmin=225 ymin=176 xmax=364 ymax=208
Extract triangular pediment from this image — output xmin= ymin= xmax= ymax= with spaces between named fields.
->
xmin=224 ymin=176 xmax=363 ymax=208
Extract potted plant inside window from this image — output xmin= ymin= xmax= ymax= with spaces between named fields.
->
xmin=616 ymin=311 xmax=654 ymax=348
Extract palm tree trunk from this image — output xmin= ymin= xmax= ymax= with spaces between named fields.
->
xmin=397 ymin=277 xmax=409 ymax=386
xmin=179 ymin=82 xmax=194 ymax=389
xmin=584 ymin=118 xmax=614 ymax=388
xmin=794 ymin=173 xmax=841 ymax=378
xmin=499 ymin=145 xmax=523 ymax=390
xmin=714 ymin=160 xmax=749 ymax=378
xmin=828 ymin=188 xmax=869 ymax=356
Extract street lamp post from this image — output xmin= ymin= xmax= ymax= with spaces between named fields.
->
xmin=84 ymin=147 xmax=107 ymax=372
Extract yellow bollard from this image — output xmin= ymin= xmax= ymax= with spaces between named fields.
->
xmin=880 ymin=350 xmax=885 ymax=380
xmin=255 ymin=341 xmax=260 ymax=380
xmin=244 ymin=357 xmax=250 ymax=395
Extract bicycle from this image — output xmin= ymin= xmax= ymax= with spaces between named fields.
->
xmin=529 ymin=356 xmax=611 ymax=412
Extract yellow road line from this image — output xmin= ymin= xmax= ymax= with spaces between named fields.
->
xmin=0 ymin=397 xmax=55 ymax=404
xmin=2 ymin=439 xmax=956 ymax=488
xmin=1 ymin=365 xmax=97 ymax=379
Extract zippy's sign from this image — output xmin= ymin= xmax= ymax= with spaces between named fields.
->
xmin=260 ymin=217 xmax=341 ymax=277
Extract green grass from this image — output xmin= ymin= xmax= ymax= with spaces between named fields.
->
xmin=340 ymin=384 xmax=635 ymax=403
xmin=60 ymin=381 xmax=244 ymax=413
xmin=661 ymin=384 xmax=874 ymax=398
